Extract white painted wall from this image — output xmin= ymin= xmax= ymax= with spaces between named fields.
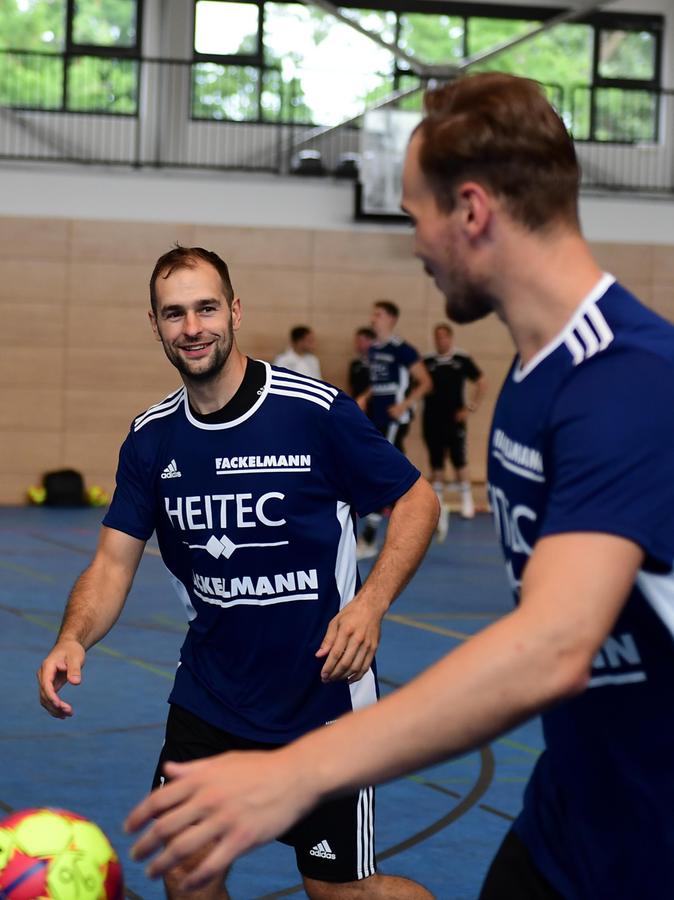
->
xmin=0 ymin=161 xmax=672 ymax=244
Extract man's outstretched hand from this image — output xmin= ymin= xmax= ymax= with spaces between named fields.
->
xmin=125 ymin=748 xmax=315 ymax=890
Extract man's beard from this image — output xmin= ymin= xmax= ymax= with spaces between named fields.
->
xmin=444 ymin=286 xmax=494 ymax=325
xmin=162 ymin=330 xmax=233 ymax=384
xmin=440 ymin=267 xmax=495 ymax=325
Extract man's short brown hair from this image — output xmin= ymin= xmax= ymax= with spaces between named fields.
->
xmin=374 ymin=300 xmax=400 ymax=320
xmin=150 ymin=246 xmax=235 ymax=314
xmin=417 ymin=72 xmax=580 ymax=231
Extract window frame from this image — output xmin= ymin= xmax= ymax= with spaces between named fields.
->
xmin=0 ymin=0 xmax=144 ymax=116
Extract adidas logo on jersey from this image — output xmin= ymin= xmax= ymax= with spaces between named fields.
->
xmin=310 ymin=840 xmax=336 ymax=860
xmin=161 ymin=459 xmax=182 ymax=479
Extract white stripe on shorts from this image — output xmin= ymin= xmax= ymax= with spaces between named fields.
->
xmin=356 ymin=786 xmax=375 ymax=879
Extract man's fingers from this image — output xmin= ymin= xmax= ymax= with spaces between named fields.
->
xmin=320 ymin=635 xmax=353 ymax=681
xmin=345 ymin=645 xmax=370 ymax=682
xmin=125 ymin=768 xmax=195 ymax=836
xmin=145 ymin=817 xmax=234 ymax=881
xmin=180 ymin=832 xmax=252 ymax=891
xmin=315 ymin=619 xmax=338 ymax=659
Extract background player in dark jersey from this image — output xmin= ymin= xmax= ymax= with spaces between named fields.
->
xmin=423 ymin=322 xmax=487 ymax=535
xmin=128 ymin=74 xmax=674 ymax=900
xmin=356 ymin=300 xmax=432 ymax=559
xmin=347 ymin=327 xmax=375 ymax=400
xmin=37 ymin=246 xmax=438 ymax=900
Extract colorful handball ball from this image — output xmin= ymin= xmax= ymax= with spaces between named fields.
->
xmin=0 ymin=808 xmax=123 ymax=900
xmin=86 ymin=486 xmax=110 ymax=508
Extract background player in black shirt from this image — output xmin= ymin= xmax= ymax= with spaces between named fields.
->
xmin=423 ymin=323 xmax=487 ymax=531
xmin=347 ymin=327 xmax=375 ymax=401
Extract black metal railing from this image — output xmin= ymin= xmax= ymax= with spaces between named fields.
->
xmin=0 ymin=49 xmax=672 ymax=194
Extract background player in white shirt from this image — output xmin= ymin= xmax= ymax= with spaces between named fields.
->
xmin=128 ymin=74 xmax=674 ymax=899
xmin=274 ymin=325 xmax=322 ymax=379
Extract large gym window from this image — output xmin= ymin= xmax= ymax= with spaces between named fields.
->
xmin=0 ymin=0 xmax=142 ymax=114
xmin=188 ymin=1 xmax=663 ymax=141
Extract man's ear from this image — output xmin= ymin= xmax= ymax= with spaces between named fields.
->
xmin=455 ymin=181 xmax=493 ymax=240
xmin=148 ymin=310 xmax=162 ymax=342
xmin=231 ymin=296 xmax=242 ymax=332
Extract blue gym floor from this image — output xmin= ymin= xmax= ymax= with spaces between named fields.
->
xmin=0 ymin=507 xmax=543 ymax=899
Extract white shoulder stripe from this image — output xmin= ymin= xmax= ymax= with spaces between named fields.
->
xmin=586 ymin=302 xmax=614 ymax=349
xmin=270 ymin=376 xmax=336 ymax=404
xmin=270 ymin=367 xmax=338 ymax=396
xmin=134 ymin=394 xmax=184 ymax=431
xmin=268 ymin=387 xmax=331 ymax=410
xmin=133 ymin=387 xmax=184 ymax=428
xmin=564 ymin=304 xmax=614 ymax=367
xmin=563 ymin=330 xmax=585 ymax=366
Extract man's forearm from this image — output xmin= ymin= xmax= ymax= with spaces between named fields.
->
xmin=292 ymin=602 xmax=588 ymax=802
xmin=359 ymin=477 xmax=438 ymax=611
xmin=58 ymin=560 xmax=131 ymax=649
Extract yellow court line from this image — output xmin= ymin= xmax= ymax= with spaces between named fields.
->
xmin=400 ymin=612 xmax=499 ymax=622
xmin=497 ymin=738 xmax=542 ymax=757
xmin=385 ymin=613 xmax=472 ymax=641
xmin=0 ymin=560 xmax=56 ymax=584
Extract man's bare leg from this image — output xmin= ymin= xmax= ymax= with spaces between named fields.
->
xmin=303 ymin=872 xmax=434 ymax=899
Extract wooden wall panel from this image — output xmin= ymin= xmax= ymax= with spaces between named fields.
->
xmin=193 ymin=225 xmax=314 ymax=269
xmin=0 ymin=260 xmax=67 ymax=302
xmin=0 ymin=389 xmax=62 ymax=431
xmin=69 ymin=220 xmax=195 ymax=264
xmin=0 ymin=212 xmax=671 ymax=506
xmin=0 ymin=219 xmax=69 ymax=261
xmin=68 ymin=262 xmax=152 ymax=307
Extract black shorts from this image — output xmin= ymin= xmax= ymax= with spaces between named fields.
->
xmin=152 ymin=704 xmax=377 ymax=884
xmin=479 ymin=829 xmax=563 ymax=900
xmin=423 ymin=417 xmax=467 ymax=471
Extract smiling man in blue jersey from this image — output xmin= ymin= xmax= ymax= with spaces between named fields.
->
xmin=127 ymin=74 xmax=674 ymax=900
xmin=37 ymin=246 xmax=438 ymax=900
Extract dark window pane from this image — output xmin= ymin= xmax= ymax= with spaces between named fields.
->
xmin=0 ymin=0 xmax=65 ymax=52
xmin=67 ymin=55 xmax=138 ymax=112
xmin=598 ymin=30 xmax=656 ymax=81
xmin=192 ymin=62 xmax=259 ymax=120
xmin=0 ymin=50 xmax=63 ymax=107
xmin=194 ymin=1 xmax=258 ymax=55
xmin=72 ymin=0 xmax=137 ymax=47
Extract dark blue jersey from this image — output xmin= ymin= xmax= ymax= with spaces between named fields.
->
xmin=488 ymin=276 xmax=674 ymax=899
xmin=104 ymin=363 xmax=419 ymax=743
xmin=368 ymin=337 xmax=419 ymax=429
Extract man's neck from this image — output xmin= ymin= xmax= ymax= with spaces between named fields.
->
xmin=184 ymin=347 xmax=248 ymax=415
xmin=495 ymin=228 xmax=605 ymax=367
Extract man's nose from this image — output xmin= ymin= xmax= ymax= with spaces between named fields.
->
xmin=184 ymin=310 xmax=201 ymax=334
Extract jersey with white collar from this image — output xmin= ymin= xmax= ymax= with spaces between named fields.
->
xmin=104 ymin=363 xmax=419 ymax=743
xmin=488 ymin=276 xmax=674 ymax=898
